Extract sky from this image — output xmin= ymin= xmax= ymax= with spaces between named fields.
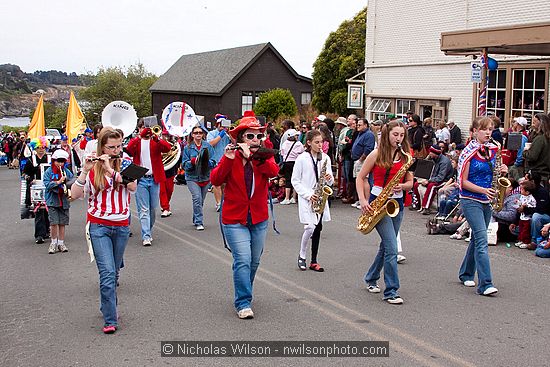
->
xmin=1 ymin=0 xmax=366 ymax=78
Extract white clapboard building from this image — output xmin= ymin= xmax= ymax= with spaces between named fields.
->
xmin=363 ymin=0 xmax=550 ymax=132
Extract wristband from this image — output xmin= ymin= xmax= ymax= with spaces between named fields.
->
xmin=74 ymin=179 xmax=85 ymax=187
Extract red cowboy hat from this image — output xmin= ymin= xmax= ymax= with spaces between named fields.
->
xmin=228 ymin=116 xmax=266 ymax=140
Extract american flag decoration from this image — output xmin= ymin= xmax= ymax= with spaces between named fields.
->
xmin=477 ymin=53 xmax=488 ymax=116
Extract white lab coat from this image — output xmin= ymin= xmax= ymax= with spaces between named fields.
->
xmin=291 ymin=151 xmax=334 ymax=225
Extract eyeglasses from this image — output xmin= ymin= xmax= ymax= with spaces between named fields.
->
xmin=105 ymin=144 xmax=122 ymax=150
xmin=245 ymin=133 xmax=264 ymax=140
xmin=192 ymin=131 xmax=204 ymax=135
xmin=56 ymin=158 xmax=67 ymax=163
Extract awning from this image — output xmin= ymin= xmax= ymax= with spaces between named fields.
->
xmin=440 ymin=22 xmax=550 ymax=56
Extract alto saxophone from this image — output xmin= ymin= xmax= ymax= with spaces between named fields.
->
xmin=489 ymin=138 xmax=511 ymax=212
xmin=312 ymin=157 xmax=333 ymax=214
xmin=357 ymin=144 xmax=413 ymax=234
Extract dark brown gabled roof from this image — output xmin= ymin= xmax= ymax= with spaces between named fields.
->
xmin=149 ymin=42 xmax=312 ymax=95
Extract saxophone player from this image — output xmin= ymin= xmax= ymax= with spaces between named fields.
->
xmin=356 ymin=121 xmax=413 ymax=305
xmin=291 ymin=130 xmax=334 ymax=272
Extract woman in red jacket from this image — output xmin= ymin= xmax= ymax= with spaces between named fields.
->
xmin=210 ymin=116 xmax=279 ymax=319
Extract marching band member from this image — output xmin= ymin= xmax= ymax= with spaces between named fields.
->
xmin=126 ymin=123 xmax=171 ymax=246
xmin=182 ymin=124 xmax=216 ymax=231
xmin=159 ymin=129 xmax=178 ymax=218
xmin=207 ymin=114 xmax=232 ymax=212
xmin=210 ymin=116 xmax=279 ymax=319
xmin=291 ymin=129 xmax=334 ymax=272
xmin=23 ymin=137 xmax=51 ymax=244
xmin=356 ymin=120 xmax=413 ymax=305
xmin=70 ymin=127 xmax=137 ymax=334
xmin=457 ymin=116 xmax=506 ymax=296
xmin=43 ymin=149 xmax=73 ymax=254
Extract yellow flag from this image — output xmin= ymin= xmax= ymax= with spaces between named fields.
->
xmin=28 ymin=94 xmax=46 ymax=139
xmin=66 ymin=91 xmax=85 ymax=142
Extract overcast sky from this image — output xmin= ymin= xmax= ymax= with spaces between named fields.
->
xmin=1 ymin=0 xmax=366 ymax=78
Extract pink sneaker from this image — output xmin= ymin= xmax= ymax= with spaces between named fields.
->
xmin=102 ymin=325 xmax=117 ymax=334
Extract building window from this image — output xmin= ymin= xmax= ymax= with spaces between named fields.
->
xmin=301 ymin=92 xmax=312 ymax=105
xmin=487 ymin=69 xmax=507 ymax=126
xmin=511 ymin=69 xmax=546 ymax=125
xmin=254 ymin=91 xmax=265 ymax=104
xmin=395 ymin=99 xmax=416 ymax=118
xmin=241 ymin=91 xmax=253 ymax=115
xmin=366 ymin=98 xmax=391 ymax=121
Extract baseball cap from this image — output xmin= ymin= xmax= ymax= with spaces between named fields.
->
xmin=514 ymin=116 xmax=528 ymax=126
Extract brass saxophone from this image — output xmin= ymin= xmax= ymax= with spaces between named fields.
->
xmin=357 ymin=144 xmax=413 ymax=234
xmin=489 ymin=138 xmax=511 ymax=212
xmin=312 ymin=156 xmax=333 ymax=214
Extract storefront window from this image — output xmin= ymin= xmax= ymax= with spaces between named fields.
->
xmin=487 ymin=69 xmax=507 ymax=125
xmin=396 ymin=99 xmax=416 ymax=118
xmin=511 ymin=69 xmax=545 ymax=124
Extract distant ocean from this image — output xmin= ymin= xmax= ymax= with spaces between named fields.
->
xmin=0 ymin=117 xmax=30 ymax=127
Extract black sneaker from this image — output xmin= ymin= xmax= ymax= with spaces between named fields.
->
xmin=386 ymin=296 xmax=403 ymax=305
xmin=298 ymin=257 xmax=307 ymax=271
xmin=35 ymin=236 xmax=44 ymax=244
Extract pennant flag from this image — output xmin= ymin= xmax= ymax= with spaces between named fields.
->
xmin=28 ymin=94 xmax=46 ymax=139
xmin=65 ymin=91 xmax=85 ymax=142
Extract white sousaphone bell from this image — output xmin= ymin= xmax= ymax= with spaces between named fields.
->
xmin=162 ymin=101 xmax=201 ymax=138
xmin=101 ymin=101 xmax=138 ymax=138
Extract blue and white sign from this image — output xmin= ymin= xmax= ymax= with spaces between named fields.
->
xmin=471 ymin=61 xmax=482 ymax=83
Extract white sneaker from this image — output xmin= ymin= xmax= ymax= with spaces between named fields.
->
xmin=48 ymin=243 xmax=57 ymax=254
xmin=161 ymin=210 xmax=171 ymax=218
xmin=367 ymin=285 xmax=381 ymax=293
xmin=280 ymin=199 xmax=291 ymax=205
xmin=463 ymin=280 xmax=476 ymax=287
xmin=483 ymin=287 xmax=498 ymax=296
xmin=215 ymin=204 xmax=221 ymax=212
xmin=289 ymin=197 xmax=296 ymax=204
xmin=464 ymin=237 xmax=471 ymax=242
xmin=386 ymin=296 xmax=404 ymax=304
xmin=58 ymin=243 xmax=68 ymax=252
xmin=143 ymin=238 xmax=152 ymax=246
xmin=397 ymin=254 xmax=407 ymax=264
xmin=196 ymin=224 xmax=205 ymax=231
xmin=237 ymin=308 xmax=254 ymax=319
xmin=514 ymin=241 xmax=523 ymax=247
xmin=519 ymin=243 xmax=529 ymax=249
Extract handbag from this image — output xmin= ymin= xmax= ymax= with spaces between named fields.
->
xmin=279 ymin=140 xmax=297 ymax=175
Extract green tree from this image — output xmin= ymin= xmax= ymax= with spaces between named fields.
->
xmin=79 ymin=63 xmax=157 ymax=124
xmin=312 ymin=7 xmax=366 ymax=114
xmin=253 ymin=88 xmax=298 ymax=121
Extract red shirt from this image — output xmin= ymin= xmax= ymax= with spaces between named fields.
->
xmin=210 ymin=151 xmax=279 ymax=225
xmin=126 ymin=137 xmax=171 ymax=183
xmin=372 ymin=160 xmax=405 ymax=187
xmin=85 ymin=169 xmax=131 ymax=226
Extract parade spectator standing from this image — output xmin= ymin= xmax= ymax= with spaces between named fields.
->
xmin=279 ymin=129 xmax=304 ymax=205
xmin=341 ymin=114 xmax=357 ymax=203
xmin=351 ymin=118 xmax=375 ymax=208
xmin=70 ymin=127 xmax=137 ymax=334
xmin=210 ymin=116 xmax=279 ymax=319
xmin=207 ymin=115 xmax=232 ymax=211
xmin=126 ymin=125 xmax=171 ymax=245
xmin=43 ymin=149 xmax=73 ymax=254
xmin=489 ymin=116 xmax=504 ymax=145
xmin=182 ymin=125 xmax=216 ymax=230
xmin=292 ymin=129 xmax=334 ymax=272
xmin=507 ymin=117 xmax=529 ymax=181
xmin=408 ymin=114 xmax=427 ymax=158
xmin=448 ymin=120 xmax=462 ymax=145
xmin=523 ymin=113 xmax=550 ymax=186
xmin=279 ymin=119 xmax=296 ymax=146
xmin=299 ymin=122 xmax=311 ymax=145
xmin=435 ymin=120 xmax=451 ymax=144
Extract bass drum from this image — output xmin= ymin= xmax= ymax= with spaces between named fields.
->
xmin=162 ymin=101 xmax=200 ymax=138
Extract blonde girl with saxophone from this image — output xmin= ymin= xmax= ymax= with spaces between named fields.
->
xmin=356 ymin=121 xmax=413 ymax=304
xmin=291 ymin=129 xmax=334 ymax=272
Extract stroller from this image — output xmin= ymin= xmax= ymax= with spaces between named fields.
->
xmin=426 ymin=201 xmax=461 ymax=235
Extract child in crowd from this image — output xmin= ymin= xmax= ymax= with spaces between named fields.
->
xmin=269 ymin=176 xmax=286 ymax=203
xmin=515 ymin=180 xmax=537 ymax=249
xmin=43 ymin=149 xmax=73 ymax=254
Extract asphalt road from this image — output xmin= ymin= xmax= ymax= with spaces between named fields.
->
xmin=1 ymin=166 xmax=550 ymax=367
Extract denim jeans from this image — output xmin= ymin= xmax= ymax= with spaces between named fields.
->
xmin=223 ymin=220 xmax=268 ymax=311
xmin=459 ymin=199 xmax=495 ymax=293
xmin=135 ymin=177 xmax=159 ymax=240
xmin=187 ymin=181 xmax=209 ymax=226
xmin=530 ymin=213 xmax=550 ymax=242
xmin=89 ymin=223 xmax=129 ymax=327
xmin=364 ymin=196 xmax=404 ymax=299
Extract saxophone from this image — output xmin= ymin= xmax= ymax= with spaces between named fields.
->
xmin=60 ymin=168 xmax=72 ymax=201
xmin=357 ymin=144 xmax=413 ymax=234
xmin=489 ymin=138 xmax=511 ymax=212
xmin=312 ymin=156 xmax=333 ymax=214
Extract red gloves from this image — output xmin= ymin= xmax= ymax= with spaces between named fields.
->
xmin=191 ymin=157 xmax=196 ymax=165
xmin=140 ymin=128 xmax=152 ymax=138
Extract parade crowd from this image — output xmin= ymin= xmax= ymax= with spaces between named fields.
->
xmin=2 ymin=109 xmax=550 ymax=332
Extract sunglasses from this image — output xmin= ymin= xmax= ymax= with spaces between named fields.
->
xmin=244 ymin=133 xmax=264 ymax=140
xmin=56 ymin=158 xmax=67 ymax=163
xmin=192 ymin=131 xmax=204 ymax=135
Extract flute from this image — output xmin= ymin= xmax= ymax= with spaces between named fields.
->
xmin=227 ymin=144 xmax=261 ymax=151
xmin=87 ymin=154 xmax=121 ymax=162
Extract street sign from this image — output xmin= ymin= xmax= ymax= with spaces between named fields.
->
xmin=471 ymin=61 xmax=482 ymax=83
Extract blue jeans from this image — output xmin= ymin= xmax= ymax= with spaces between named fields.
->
xmin=89 ymin=223 xmax=130 ymax=327
xmin=187 ymin=181 xmax=209 ymax=226
xmin=364 ymin=196 xmax=404 ymax=299
xmin=135 ymin=177 xmax=159 ymax=240
xmin=223 ymin=220 xmax=268 ymax=311
xmin=438 ymin=198 xmax=458 ymax=216
xmin=459 ymin=199 xmax=494 ymax=293
xmin=530 ymin=213 xmax=550 ymax=242
xmin=535 ymin=246 xmax=550 ymax=258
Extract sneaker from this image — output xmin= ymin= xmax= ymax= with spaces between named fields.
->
xmin=397 ymin=254 xmax=407 ymax=264
xmin=161 ymin=210 xmax=171 ymax=218
xmin=297 ymin=257 xmax=307 ymax=271
xmin=351 ymin=201 xmax=360 ymax=208
xmin=35 ymin=236 xmax=44 ymax=244
xmin=514 ymin=241 xmax=523 ymax=247
xmin=237 ymin=308 xmax=254 ymax=319
xmin=367 ymin=285 xmax=381 ymax=293
xmin=142 ymin=238 xmax=152 ymax=246
xmin=482 ymin=287 xmax=498 ymax=296
xmin=435 ymin=215 xmax=446 ymax=220
xmin=289 ymin=197 xmax=296 ymax=204
xmin=102 ymin=325 xmax=117 ymax=334
xmin=216 ymin=204 xmax=221 ymax=212
xmin=280 ymin=199 xmax=291 ymax=205
xmin=463 ymin=280 xmax=476 ymax=287
xmin=449 ymin=233 xmax=460 ymax=240
xmin=464 ymin=237 xmax=471 ymax=242
xmin=58 ymin=243 xmax=68 ymax=252
xmin=519 ymin=243 xmax=529 ymax=249
xmin=195 ymin=224 xmax=205 ymax=231
xmin=386 ymin=296 xmax=404 ymax=304
xmin=48 ymin=243 xmax=57 ymax=254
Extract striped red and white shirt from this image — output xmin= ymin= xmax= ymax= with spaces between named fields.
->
xmin=85 ymin=169 xmax=131 ymax=226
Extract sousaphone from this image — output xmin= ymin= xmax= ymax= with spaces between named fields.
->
xmin=101 ymin=101 xmax=138 ymax=137
xmin=162 ymin=101 xmax=201 ymax=138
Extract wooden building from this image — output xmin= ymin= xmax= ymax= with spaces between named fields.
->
xmin=150 ymin=43 xmax=313 ymax=123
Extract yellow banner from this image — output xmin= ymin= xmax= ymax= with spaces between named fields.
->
xmin=66 ymin=91 xmax=85 ymax=142
xmin=28 ymin=94 xmax=45 ymax=139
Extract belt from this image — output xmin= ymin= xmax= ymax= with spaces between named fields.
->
xmin=143 ymin=174 xmax=154 ymax=178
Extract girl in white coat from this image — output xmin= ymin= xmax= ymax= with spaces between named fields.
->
xmin=291 ymin=130 xmax=334 ymax=272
